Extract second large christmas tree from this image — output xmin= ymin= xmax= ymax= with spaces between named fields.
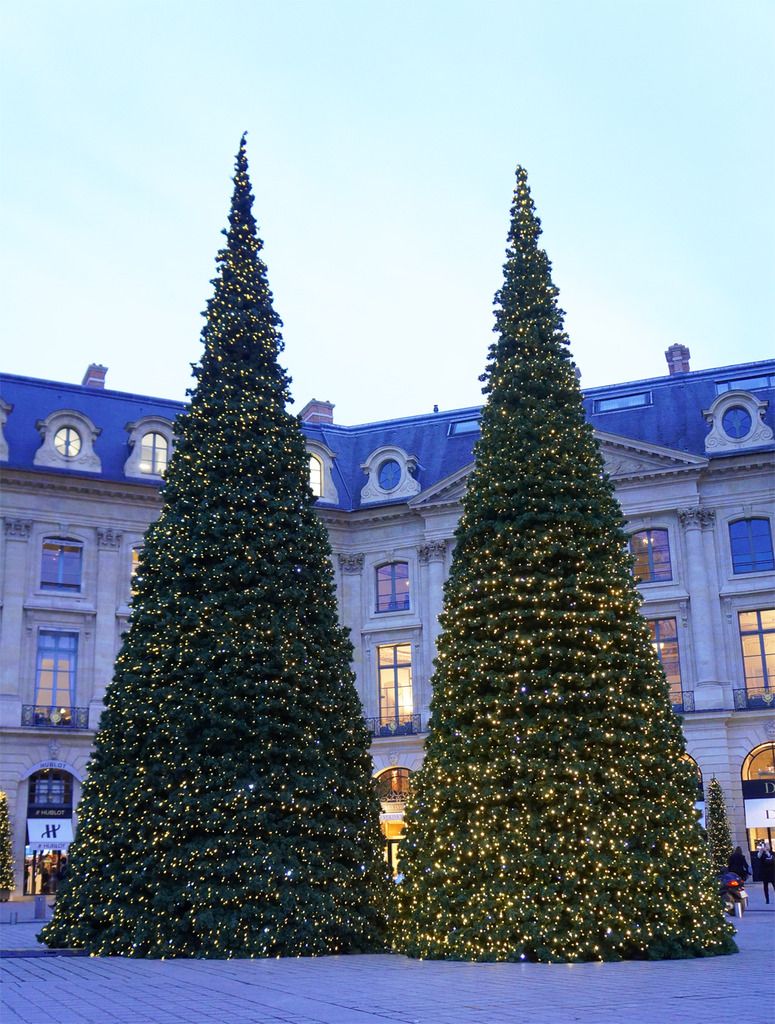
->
xmin=397 ymin=169 xmax=735 ymax=962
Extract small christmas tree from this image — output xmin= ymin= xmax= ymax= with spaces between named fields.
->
xmin=0 ymin=792 xmax=14 ymax=895
xmin=41 ymin=137 xmax=389 ymax=957
xmin=396 ymin=167 xmax=735 ymax=962
xmin=706 ymin=777 xmax=733 ymax=873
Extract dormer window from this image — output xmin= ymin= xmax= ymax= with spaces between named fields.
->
xmin=124 ymin=417 xmax=174 ymax=479
xmin=703 ymin=390 xmax=773 ymax=453
xmin=309 ymin=454 xmax=323 ymax=497
xmin=360 ymin=445 xmax=421 ymax=504
xmin=54 ymin=426 xmax=81 ymax=458
xmin=139 ymin=432 xmax=169 ymax=475
xmin=34 ymin=410 xmax=102 ymax=473
xmin=304 ymin=442 xmax=338 ymax=503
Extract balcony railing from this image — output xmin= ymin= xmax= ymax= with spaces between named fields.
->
xmin=366 ymin=714 xmax=424 ymax=738
xmin=672 ymin=690 xmax=696 ymax=713
xmin=733 ymin=688 xmax=775 ymax=711
xmin=21 ymin=705 xmax=90 ymax=730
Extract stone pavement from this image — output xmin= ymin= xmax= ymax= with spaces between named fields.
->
xmin=1 ymin=891 xmax=773 ymax=1024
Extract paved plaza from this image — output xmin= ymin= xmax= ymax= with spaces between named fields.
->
xmin=1 ymin=892 xmax=773 ymax=1024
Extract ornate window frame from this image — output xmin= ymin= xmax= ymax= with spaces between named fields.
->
xmin=33 ymin=410 xmax=102 ymax=473
xmin=360 ymin=445 xmax=420 ymax=504
xmin=124 ymin=417 xmax=175 ymax=479
xmin=305 ymin=440 xmax=339 ymax=504
xmin=0 ymin=397 xmax=12 ymax=461
xmin=703 ymin=390 xmax=773 ymax=453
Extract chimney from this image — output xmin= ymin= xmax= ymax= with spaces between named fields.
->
xmin=299 ymin=399 xmax=334 ymax=426
xmin=82 ymin=363 xmax=108 ymax=389
xmin=665 ymin=344 xmax=690 ymax=375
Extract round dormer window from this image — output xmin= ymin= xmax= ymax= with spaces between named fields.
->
xmin=378 ymin=458 xmax=401 ymax=491
xmin=721 ymin=406 xmax=752 ymax=440
xmin=53 ymin=426 xmax=82 ymax=458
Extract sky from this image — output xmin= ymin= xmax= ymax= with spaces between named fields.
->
xmin=1 ymin=0 xmax=772 ymax=425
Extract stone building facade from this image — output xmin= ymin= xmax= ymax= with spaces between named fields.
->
xmin=1 ymin=348 xmax=774 ymax=895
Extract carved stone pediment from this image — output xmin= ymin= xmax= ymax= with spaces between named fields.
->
xmin=595 ymin=432 xmax=707 ymax=481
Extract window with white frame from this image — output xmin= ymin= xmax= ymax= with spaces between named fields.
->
xmin=729 ymin=519 xmax=774 ymax=574
xmin=309 ymin=454 xmax=323 ymax=497
xmin=738 ymin=610 xmax=775 ymax=696
xmin=34 ymin=631 xmax=78 ymax=713
xmin=628 ymin=529 xmax=672 ymax=583
xmin=376 ymin=562 xmax=410 ymax=613
xmin=648 ymin=618 xmax=682 ymax=704
xmin=138 ymin=432 xmax=169 ymax=475
xmin=378 ymin=643 xmax=414 ymax=729
xmin=40 ymin=539 xmax=83 ymax=591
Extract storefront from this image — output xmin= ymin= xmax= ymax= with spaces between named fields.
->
xmin=24 ymin=767 xmax=75 ymax=895
xmin=741 ymin=742 xmax=775 ymax=879
xmin=375 ymin=766 xmax=411 ymax=876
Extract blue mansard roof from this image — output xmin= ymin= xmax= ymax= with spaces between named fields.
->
xmin=1 ymin=358 xmax=773 ymax=511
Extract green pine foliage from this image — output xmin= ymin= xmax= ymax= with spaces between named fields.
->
xmin=41 ymin=137 xmax=390 ymax=957
xmin=396 ymin=168 xmax=736 ymax=962
xmin=0 ymin=792 xmax=14 ymax=891
xmin=706 ymin=777 xmax=733 ymax=873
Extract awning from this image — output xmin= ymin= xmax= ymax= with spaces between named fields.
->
xmin=27 ymin=818 xmax=74 ymax=852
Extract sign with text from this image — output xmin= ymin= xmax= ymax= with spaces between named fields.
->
xmin=743 ymin=798 xmax=775 ymax=829
xmin=26 ymin=818 xmax=74 ymax=852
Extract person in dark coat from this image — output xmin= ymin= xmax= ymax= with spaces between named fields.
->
xmin=728 ymin=846 xmax=750 ymax=881
xmin=755 ymin=841 xmax=774 ymax=904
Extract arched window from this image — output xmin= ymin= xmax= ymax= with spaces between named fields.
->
xmin=376 ymin=561 xmax=410 ymax=612
xmin=139 ymin=431 xmax=168 ymax=475
xmin=40 ymin=538 xmax=83 ymax=591
xmin=27 ymin=769 xmax=74 ymax=811
xmin=628 ymin=529 xmax=672 ymax=582
xmin=729 ymin=518 xmax=774 ymax=574
xmin=309 ymin=454 xmax=323 ymax=498
xmin=742 ymin=742 xmax=775 ymax=783
xmin=375 ymin=767 xmax=412 ymax=805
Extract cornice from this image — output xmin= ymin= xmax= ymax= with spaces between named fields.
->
xmin=0 ymin=469 xmax=163 ymax=507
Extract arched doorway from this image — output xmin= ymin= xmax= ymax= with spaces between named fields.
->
xmin=741 ymin=742 xmax=775 ymax=878
xmin=24 ymin=768 xmax=75 ymax=895
xmin=375 ymin=767 xmax=411 ymax=877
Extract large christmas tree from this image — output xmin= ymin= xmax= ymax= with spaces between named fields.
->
xmin=396 ymin=168 xmax=735 ymax=962
xmin=0 ymin=792 xmax=14 ymax=895
xmin=42 ymin=137 xmax=389 ymax=957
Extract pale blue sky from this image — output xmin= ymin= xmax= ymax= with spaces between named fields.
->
xmin=1 ymin=1 xmax=772 ymax=423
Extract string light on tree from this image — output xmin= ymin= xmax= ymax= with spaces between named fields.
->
xmin=41 ymin=136 xmax=390 ymax=958
xmin=706 ymin=777 xmax=733 ymax=874
xmin=395 ymin=167 xmax=736 ymax=963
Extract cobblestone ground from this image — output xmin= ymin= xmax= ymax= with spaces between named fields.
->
xmin=2 ymin=890 xmax=773 ymax=1024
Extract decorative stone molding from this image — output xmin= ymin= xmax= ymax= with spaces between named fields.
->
xmin=703 ymin=390 xmax=773 ymax=453
xmin=338 ymin=553 xmax=365 ymax=574
xmin=678 ymin=601 xmax=689 ymax=627
xmin=360 ymin=445 xmax=421 ymax=505
xmin=4 ymin=518 xmax=32 ymax=539
xmin=47 ymin=741 xmax=61 ymax=759
xmin=678 ymin=508 xmax=715 ymax=530
xmin=97 ymin=527 xmax=123 ymax=550
xmin=34 ymin=409 xmax=102 ymax=473
xmin=418 ymin=540 xmax=447 ymax=563
xmin=765 ymin=720 xmax=775 ymax=739
xmin=0 ymin=397 xmax=12 ymax=461
xmin=124 ymin=416 xmax=175 ymax=479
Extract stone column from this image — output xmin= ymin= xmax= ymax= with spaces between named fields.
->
xmin=91 ymin=528 xmax=123 ymax=718
xmin=0 ymin=520 xmax=32 ymax=726
xmin=418 ymin=539 xmax=448 ymax=718
xmin=337 ymin=553 xmax=367 ymax=712
xmin=678 ymin=508 xmax=724 ymax=709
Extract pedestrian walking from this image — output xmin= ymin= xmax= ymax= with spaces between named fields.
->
xmin=728 ymin=845 xmax=750 ymax=881
xmin=755 ymin=840 xmax=774 ymax=904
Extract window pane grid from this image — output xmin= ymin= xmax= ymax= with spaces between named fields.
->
xmin=738 ymin=609 xmax=775 ymax=693
xmin=378 ymin=643 xmax=413 ymax=726
xmin=376 ymin=562 xmax=410 ymax=613
xmin=139 ymin=432 xmax=168 ymax=474
xmin=729 ymin=518 xmax=774 ymax=574
xmin=41 ymin=540 xmax=83 ymax=591
xmin=648 ymin=618 xmax=682 ymax=702
xmin=629 ymin=529 xmax=672 ymax=583
xmin=35 ymin=632 xmax=77 ymax=709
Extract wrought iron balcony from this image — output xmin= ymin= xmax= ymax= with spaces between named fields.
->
xmin=733 ymin=688 xmax=775 ymax=711
xmin=366 ymin=714 xmax=424 ymax=738
xmin=672 ymin=690 xmax=696 ymax=713
xmin=21 ymin=705 xmax=90 ymax=730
